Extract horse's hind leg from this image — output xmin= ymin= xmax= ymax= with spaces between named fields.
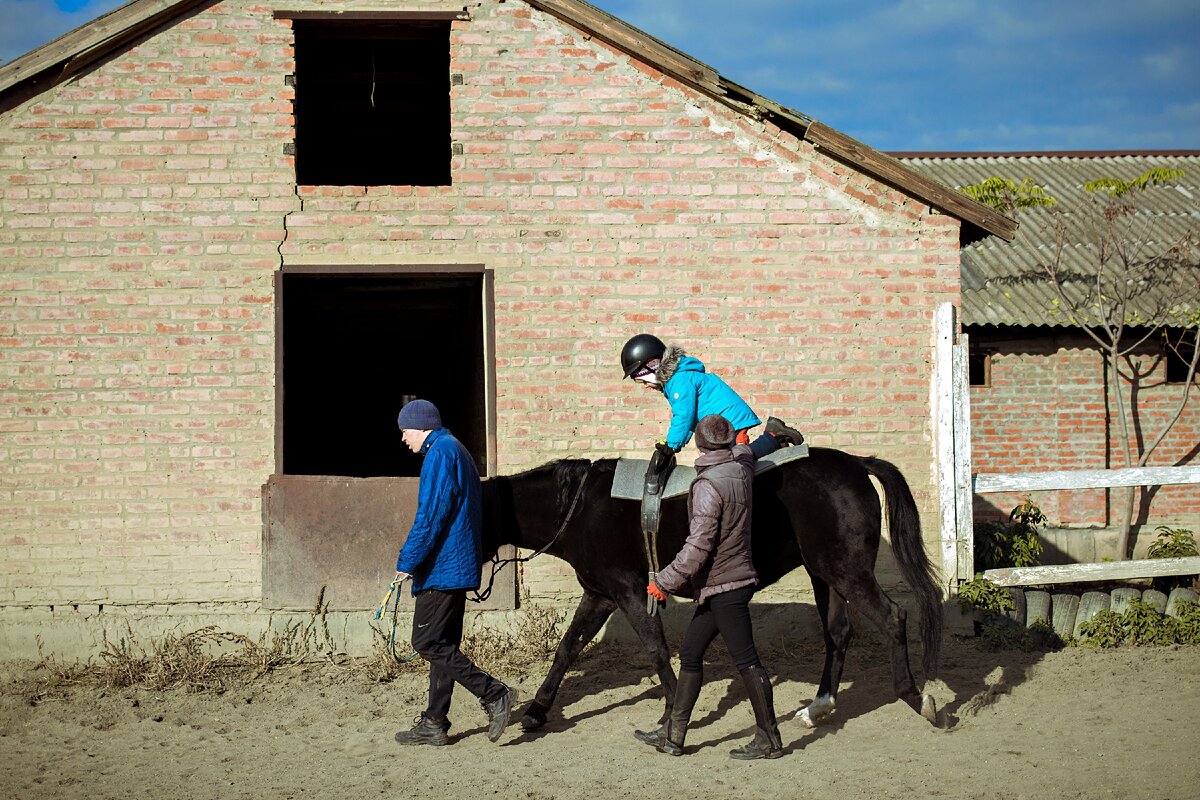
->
xmin=797 ymin=574 xmax=852 ymax=728
xmin=522 ymin=588 xmax=616 ymax=730
xmin=839 ymin=574 xmax=934 ymax=721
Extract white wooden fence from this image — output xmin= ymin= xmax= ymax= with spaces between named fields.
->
xmin=934 ymin=303 xmax=974 ymax=591
xmin=932 ymin=302 xmax=1200 ymax=593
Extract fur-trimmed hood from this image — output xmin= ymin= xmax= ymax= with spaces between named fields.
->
xmin=653 ymin=344 xmax=760 ymax=450
xmin=655 ymin=343 xmax=694 ymax=385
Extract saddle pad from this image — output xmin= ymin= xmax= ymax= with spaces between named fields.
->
xmin=610 ymin=442 xmax=810 ymax=501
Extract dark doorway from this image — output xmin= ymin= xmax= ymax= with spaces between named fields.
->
xmin=279 ymin=270 xmax=487 ymax=478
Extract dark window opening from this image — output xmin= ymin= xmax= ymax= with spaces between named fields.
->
xmin=280 ymin=272 xmax=486 ymax=478
xmin=292 ymin=20 xmax=451 ymax=186
xmin=1165 ymin=346 xmax=1195 ymax=384
xmin=968 ymin=352 xmax=991 ymax=387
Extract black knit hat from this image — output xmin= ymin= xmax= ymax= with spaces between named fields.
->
xmin=694 ymin=414 xmax=734 ymax=452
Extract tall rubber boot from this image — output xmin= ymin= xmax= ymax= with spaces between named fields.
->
xmin=729 ymin=665 xmax=784 ymax=760
xmin=633 ymin=668 xmax=702 ymax=756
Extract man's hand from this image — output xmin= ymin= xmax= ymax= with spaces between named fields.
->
xmin=647 ymin=582 xmax=667 ymax=603
xmin=393 ymin=571 xmax=410 ymax=586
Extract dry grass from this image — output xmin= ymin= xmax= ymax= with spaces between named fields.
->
xmin=15 ymin=591 xmax=566 ymax=700
xmin=460 ymin=598 xmax=567 ymax=678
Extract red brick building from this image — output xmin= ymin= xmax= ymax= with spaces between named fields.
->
xmin=901 ymin=153 xmax=1200 ymax=562
xmin=0 ymin=0 xmax=1010 ymax=656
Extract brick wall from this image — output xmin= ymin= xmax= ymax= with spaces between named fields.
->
xmin=970 ymin=329 xmax=1200 ymax=541
xmin=1 ymin=0 xmax=961 ymax=615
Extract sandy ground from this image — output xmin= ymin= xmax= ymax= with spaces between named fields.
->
xmin=1 ymin=635 xmax=1198 ymax=800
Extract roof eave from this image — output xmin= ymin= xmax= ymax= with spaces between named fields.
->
xmin=0 ymin=0 xmax=215 ymax=103
xmin=527 ymin=0 xmax=1017 ymax=243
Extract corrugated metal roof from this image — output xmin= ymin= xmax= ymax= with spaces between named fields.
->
xmin=897 ymin=153 xmax=1200 ymax=327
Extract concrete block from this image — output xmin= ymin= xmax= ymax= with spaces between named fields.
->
xmin=1025 ymin=590 xmax=1050 ymax=628
xmin=1165 ymin=587 xmax=1199 ymax=618
xmin=1005 ymin=587 xmax=1026 ymax=626
xmin=1073 ymin=591 xmax=1111 ymax=639
xmin=1051 ymin=593 xmax=1080 ymax=640
xmin=1142 ymin=589 xmax=1168 ymax=614
xmin=1110 ymin=587 xmax=1141 ymax=615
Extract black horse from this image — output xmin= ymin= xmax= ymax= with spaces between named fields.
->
xmin=481 ymin=448 xmax=943 ymax=731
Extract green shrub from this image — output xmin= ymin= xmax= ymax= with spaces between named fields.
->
xmin=974 ymin=498 xmax=1045 ymax=573
xmin=1077 ymin=598 xmax=1200 ymax=647
xmin=976 ymin=617 xmax=1063 ymax=652
xmin=1145 ymin=525 xmax=1198 ymax=592
xmin=1146 ymin=525 xmax=1198 ymax=558
xmin=958 ymin=575 xmax=1015 ymax=616
xmin=956 ymin=575 xmax=1061 ymax=650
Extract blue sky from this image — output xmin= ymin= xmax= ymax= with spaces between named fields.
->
xmin=2 ymin=0 xmax=1197 ymax=152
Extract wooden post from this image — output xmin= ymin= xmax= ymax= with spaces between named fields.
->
xmin=934 ymin=302 xmax=958 ymax=592
xmin=953 ymin=331 xmax=974 ymax=583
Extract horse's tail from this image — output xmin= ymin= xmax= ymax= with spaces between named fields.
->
xmin=859 ymin=455 xmax=943 ymax=682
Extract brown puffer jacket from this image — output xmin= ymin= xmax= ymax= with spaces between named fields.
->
xmin=654 ymin=444 xmax=758 ymax=603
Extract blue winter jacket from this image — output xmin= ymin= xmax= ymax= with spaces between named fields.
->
xmin=395 ymin=427 xmax=484 ymax=594
xmin=661 ymin=353 xmax=761 ymax=450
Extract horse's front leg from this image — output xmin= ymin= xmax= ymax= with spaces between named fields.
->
xmin=521 ymin=588 xmax=616 ymax=730
xmin=613 ymin=588 xmax=676 ymax=724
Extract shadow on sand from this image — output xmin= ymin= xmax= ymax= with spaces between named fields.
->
xmin=507 ymin=599 xmax=1058 ymax=751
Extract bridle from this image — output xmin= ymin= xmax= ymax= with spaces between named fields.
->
xmin=470 ymin=468 xmax=590 ymax=603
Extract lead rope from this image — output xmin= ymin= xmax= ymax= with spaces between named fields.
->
xmin=470 ymin=472 xmax=589 ymax=604
xmin=373 ymin=575 xmax=420 ymax=665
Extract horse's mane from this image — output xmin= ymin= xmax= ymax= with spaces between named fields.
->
xmin=503 ymin=458 xmax=615 ymax=523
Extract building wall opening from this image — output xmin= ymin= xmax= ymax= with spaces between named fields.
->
xmin=279 ymin=270 xmax=487 ymax=478
xmin=292 ymin=19 xmax=451 ymax=187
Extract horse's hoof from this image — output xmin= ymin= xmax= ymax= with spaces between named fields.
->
xmin=919 ymin=694 xmax=938 ymax=725
xmin=795 ymin=695 xmax=836 ymax=728
xmin=520 ymin=704 xmax=547 ymax=730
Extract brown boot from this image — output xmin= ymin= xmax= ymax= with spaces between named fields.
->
xmin=764 ymin=417 xmax=804 ymax=447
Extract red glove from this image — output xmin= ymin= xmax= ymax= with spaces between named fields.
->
xmin=647 ymin=582 xmax=667 ymax=603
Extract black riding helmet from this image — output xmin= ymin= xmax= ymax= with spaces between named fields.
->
xmin=620 ymin=333 xmax=666 ymax=379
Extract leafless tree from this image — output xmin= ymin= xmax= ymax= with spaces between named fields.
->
xmin=1034 ymin=170 xmax=1199 ymax=558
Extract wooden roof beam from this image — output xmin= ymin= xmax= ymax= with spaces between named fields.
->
xmin=804 ymin=122 xmax=1018 ymax=242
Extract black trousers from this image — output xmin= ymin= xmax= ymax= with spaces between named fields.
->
xmin=677 ymin=584 xmax=763 ymax=673
xmin=411 ymin=588 xmax=505 ymax=725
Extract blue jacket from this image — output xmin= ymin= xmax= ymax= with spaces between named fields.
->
xmin=395 ymin=427 xmax=484 ymax=594
xmin=661 ymin=353 xmax=760 ymax=450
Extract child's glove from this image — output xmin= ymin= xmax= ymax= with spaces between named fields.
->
xmin=647 ymin=441 xmax=675 ymax=476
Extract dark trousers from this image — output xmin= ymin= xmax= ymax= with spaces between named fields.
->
xmin=678 ymin=584 xmax=762 ymax=673
xmin=411 ymin=588 xmax=505 ymax=725
xmin=749 ymin=432 xmax=780 ymax=459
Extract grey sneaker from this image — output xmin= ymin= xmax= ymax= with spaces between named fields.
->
xmin=483 ymin=686 xmax=518 ymax=743
xmin=394 ymin=713 xmax=449 ymax=746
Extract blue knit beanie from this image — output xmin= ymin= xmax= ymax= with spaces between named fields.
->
xmin=397 ymin=399 xmax=442 ymax=431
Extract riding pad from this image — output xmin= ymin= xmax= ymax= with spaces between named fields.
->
xmin=610 ymin=443 xmax=810 ymax=501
